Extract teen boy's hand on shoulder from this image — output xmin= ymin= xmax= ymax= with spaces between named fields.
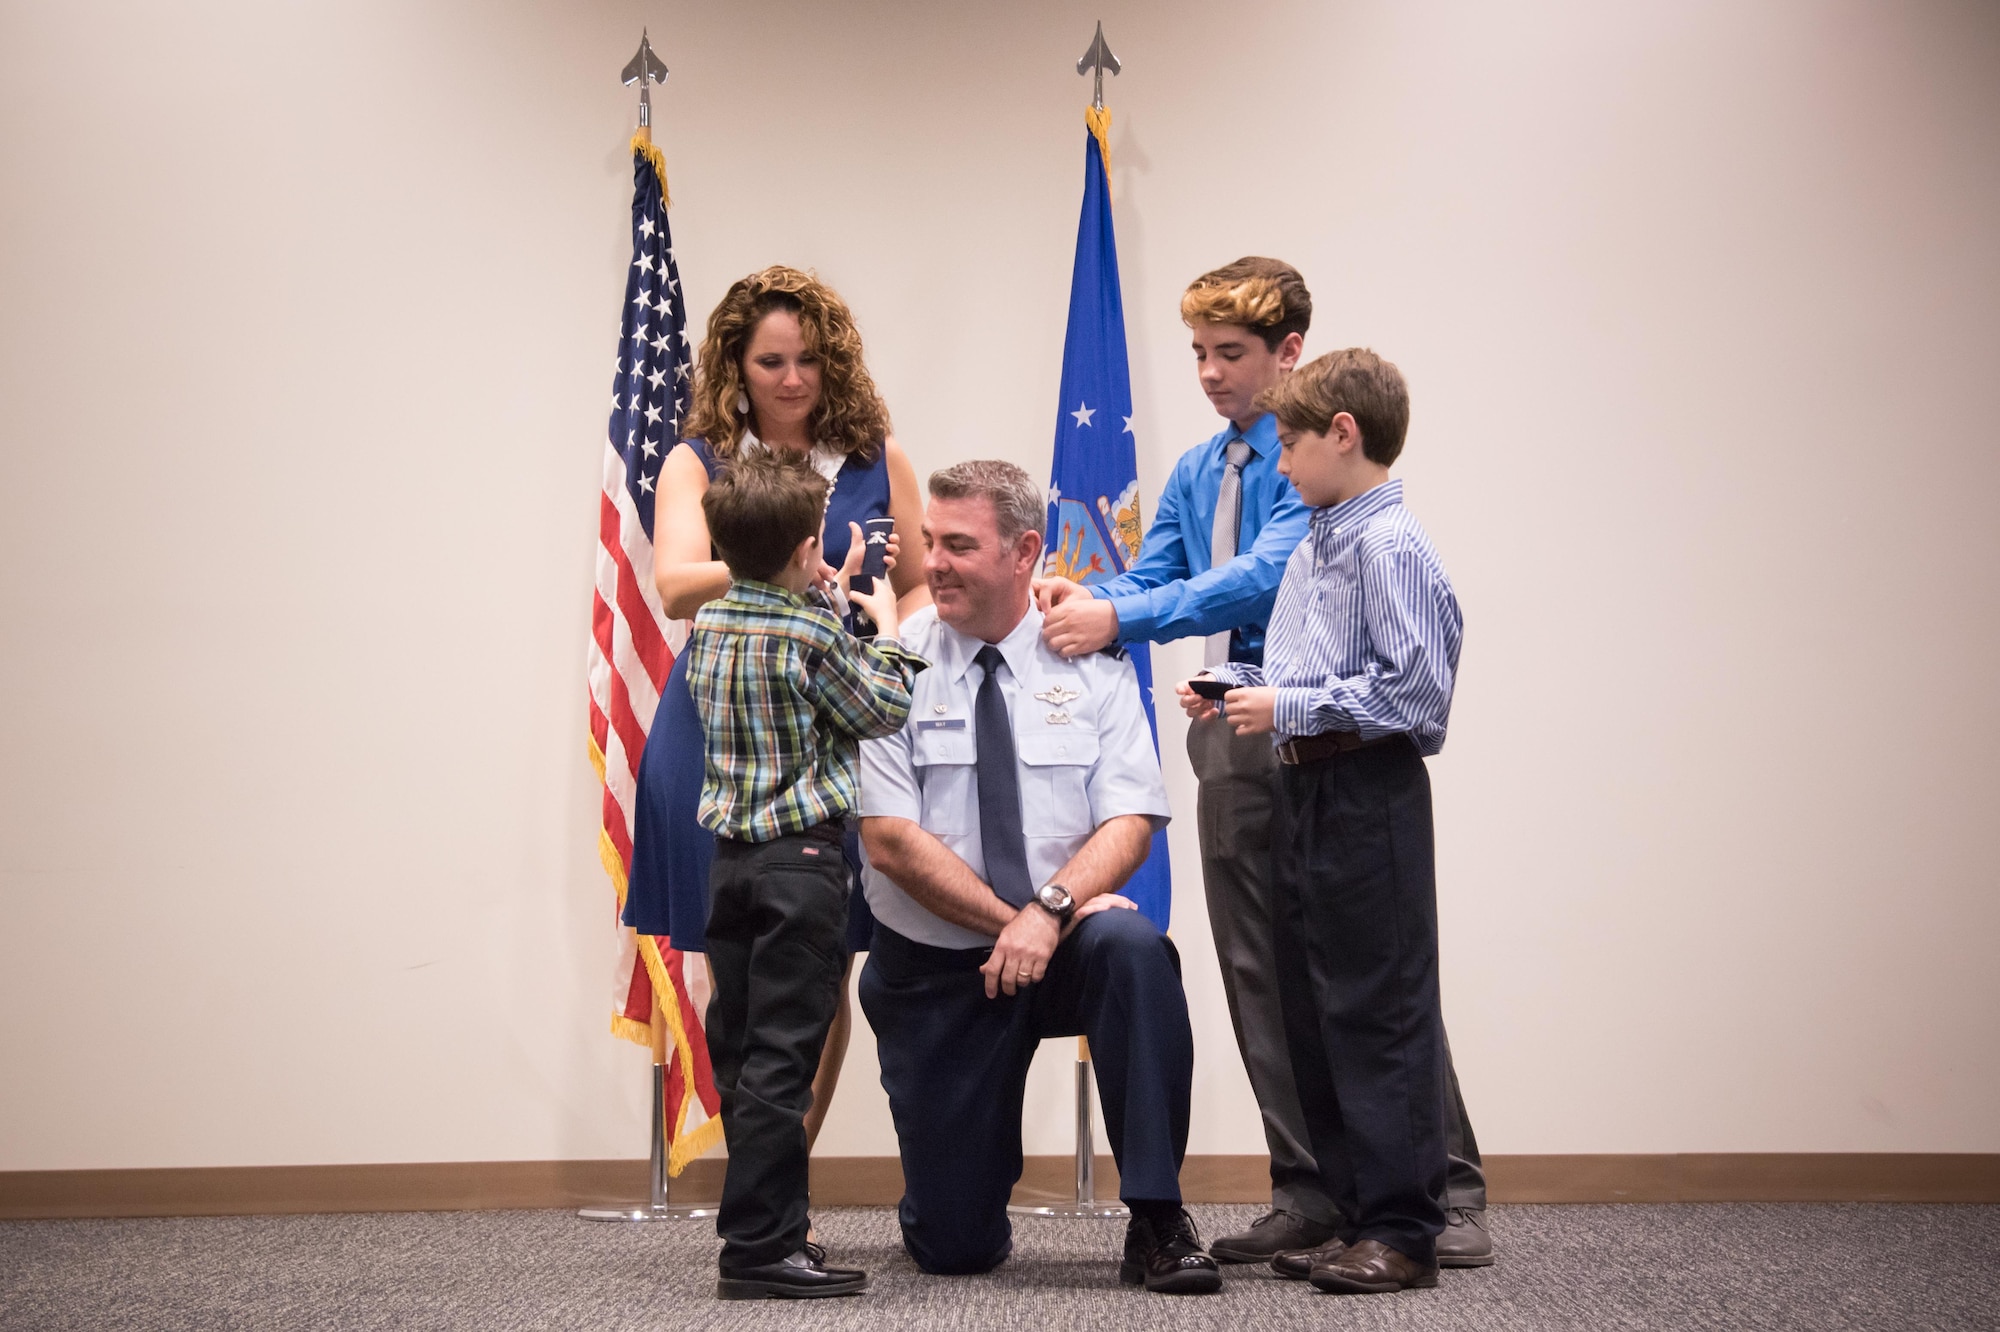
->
xmin=1032 ymin=576 xmax=1089 ymax=611
xmin=1043 ymin=595 xmax=1119 ymax=658
xmin=1032 ymin=574 xmax=1120 ymax=658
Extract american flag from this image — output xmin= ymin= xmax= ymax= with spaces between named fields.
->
xmin=587 ymin=131 xmax=722 ymax=1175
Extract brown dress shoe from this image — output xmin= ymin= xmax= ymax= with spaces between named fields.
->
xmin=1209 ymin=1209 xmax=1341 ymax=1263
xmin=1436 ymin=1206 xmax=1495 ymax=1268
xmin=1269 ymin=1239 xmax=1346 ymax=1280
xmin=1308 ymin=1238 xmax=1438 ymax=1294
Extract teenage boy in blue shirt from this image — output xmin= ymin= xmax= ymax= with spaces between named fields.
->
xmin=1182 ymin=348 xmax=1458 ymax=1295
xmin=1038 ymin=260 xmax=1491 ymax=1269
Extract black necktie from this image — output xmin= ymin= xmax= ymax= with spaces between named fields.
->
xmin=973 ymin=645 xmax=1034 ymax=908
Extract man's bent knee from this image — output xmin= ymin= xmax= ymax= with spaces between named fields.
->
xmin=1073 ymin=906 xmax=1180 ymax=974
xmin=900 ymin=1207 xmax=1011 ymax=1276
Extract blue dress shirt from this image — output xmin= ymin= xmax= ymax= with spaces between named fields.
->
xmin=1088 ymin=414 xmax=1310 ymax=666
xmin=1210 ymin=479 xmax=1462 ymax=756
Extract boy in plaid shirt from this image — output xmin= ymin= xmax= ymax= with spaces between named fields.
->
xmin=689 ymin=455 xmax=925 ymax=1299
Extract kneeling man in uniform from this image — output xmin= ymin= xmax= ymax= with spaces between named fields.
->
xmin=858 ymin=459 xmax=1221 ymax=1295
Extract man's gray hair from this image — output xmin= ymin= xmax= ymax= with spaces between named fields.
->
xmin=927 ymin=459 xmax=1046 ymax=544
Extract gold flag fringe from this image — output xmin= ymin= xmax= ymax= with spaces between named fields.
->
xmin=1086 ymin=105 xmax=1113 ymax=194
xmin=630 ymin=129 xmax=672 ymax=209
xmin=589 ymin=734 xmax=724 ymax=1174
xmin=640 ymin=933 xmax=727 ymax=1173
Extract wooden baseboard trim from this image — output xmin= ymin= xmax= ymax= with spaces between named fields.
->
xmin=3 ymin=1154 xmax=1995 ymax=1220
xmin=1485 ymin=1153 xmax=2000 ymax=1204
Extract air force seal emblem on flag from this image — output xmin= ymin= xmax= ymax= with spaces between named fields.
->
xmin=1039 ymin=112 xmax=1173 ymax=931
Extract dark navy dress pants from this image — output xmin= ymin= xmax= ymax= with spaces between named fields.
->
xmin=1270 ymin=737 xmax=1449 ymax=1265
xmin=859 ymin=909 xmax=1195 ymax=1275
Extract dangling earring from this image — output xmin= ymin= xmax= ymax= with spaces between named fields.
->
xmin=735 ymin=389 xmax=750 ymax=416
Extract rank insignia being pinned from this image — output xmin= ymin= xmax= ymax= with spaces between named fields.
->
xmin=1034 ymin=683 xmax=1082 ymax=707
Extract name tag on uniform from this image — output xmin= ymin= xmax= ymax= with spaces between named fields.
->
xmin=917 ymin=718 xmax=966 ymax=732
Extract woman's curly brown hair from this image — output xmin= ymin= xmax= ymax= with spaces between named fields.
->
xmin=683 ymin=265 xmax=890 ymax=463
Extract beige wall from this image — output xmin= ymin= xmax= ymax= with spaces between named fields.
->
xmin=2 ymin=0 xmax=1996 ymax=1171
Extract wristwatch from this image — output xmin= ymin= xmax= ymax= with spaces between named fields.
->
xmin=1034 ymin=882 xmax=1076 ymax=925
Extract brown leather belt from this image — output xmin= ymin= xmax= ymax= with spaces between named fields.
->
xmin=1274 ymin=731 xmax=1399 ymax=765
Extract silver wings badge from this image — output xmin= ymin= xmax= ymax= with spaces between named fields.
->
xmin=1033 ymin=683 xmax=1082 ymax=707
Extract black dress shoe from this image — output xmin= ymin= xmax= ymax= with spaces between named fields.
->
xmin=1209 ymin=1208 xmax=1342 ymax=1263
xmin=1307 ymin=1238 xmax=1438 ymax=1294
xmin=1270 ymin=1239 xmax=1347 ymax=1280
xmin=1119 ymin=1208 xmax=1223 ymax=1294
xmin=716 ymin=1242 xmax=869 ymax=1299
xmin=1436 ymin=1206 xmax=1495 ymax=1268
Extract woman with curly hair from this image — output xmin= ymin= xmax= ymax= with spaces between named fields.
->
xmin=624 ymin=266 xmax=928 ymax=1149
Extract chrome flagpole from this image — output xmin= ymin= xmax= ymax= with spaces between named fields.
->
xmin=580 ymin=32 xmax=714 ymax=1225
xmin=579 ymin=1042 xmax=717 ymax=1222
xmin=1008 ymin=19 xmax=1131 ymax=1226
xmin=1077 ymin=18 xmax=1121 ymax=110
xmin=1008 ymin=1037 xmax=1128 ymax=1218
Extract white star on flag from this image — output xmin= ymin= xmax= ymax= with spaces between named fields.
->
xmin=1071 ymin=401 xmax=1095 ymax=427
xmin=592 ymin=131 xmax=719 ymax=1176
xmin=1123 ymin=416 xmax=1135 ymax=434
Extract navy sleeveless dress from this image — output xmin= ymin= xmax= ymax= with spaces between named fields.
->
xmin=622 ymin=436 xmax=890 ymax=954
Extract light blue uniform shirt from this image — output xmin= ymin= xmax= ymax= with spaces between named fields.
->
xmin=859 ymin=605 xmax=1172 ymax=950
xmin=1088 ymin=413 xmax=1310 ymax=666
xmin=1211 ymin=479 xmax=1463 ymax=757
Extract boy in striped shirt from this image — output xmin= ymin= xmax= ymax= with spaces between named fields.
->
xmin=1178 ymin=349 xmax=1463 ymax=1296
xmin=689 ymin=455 xmax=925 ymax=1300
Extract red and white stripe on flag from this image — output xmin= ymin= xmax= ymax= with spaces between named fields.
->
xmin=585 ymin=133 xmax=723 ymax=1175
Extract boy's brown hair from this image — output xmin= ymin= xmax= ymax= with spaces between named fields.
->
xmin=1255 ymin=348 xmax=1411 ymax=466
xmin=701 ymin=454 xmax=828 ymax=582
xmin=1180 ymin=256 xmax=1312 ymax=352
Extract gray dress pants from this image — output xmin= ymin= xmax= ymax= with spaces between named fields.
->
xmin=1188 ymin=715 xmax=1486 ymax=1217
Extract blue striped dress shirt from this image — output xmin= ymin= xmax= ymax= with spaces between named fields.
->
xmin=1209 ymin=479 xmax=1462 ymax=756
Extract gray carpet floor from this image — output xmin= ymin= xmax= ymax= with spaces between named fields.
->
xmin=3 ymin=1203 xmax=1997 ymax=1331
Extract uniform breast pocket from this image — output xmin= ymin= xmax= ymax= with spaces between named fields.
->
xmin=1016 ymin=732 xmax=1101 ymax=837
xmin=912 ymin=729 xmax=975 ymax=836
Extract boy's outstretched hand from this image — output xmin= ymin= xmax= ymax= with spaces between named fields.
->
xmin=840 ymin=520 xmax=901 ymax=640
xmin=1175 ymin=677 xmax=1220 ymax=722
xmin=1174 ymin=677 xmax=1279 ymax=735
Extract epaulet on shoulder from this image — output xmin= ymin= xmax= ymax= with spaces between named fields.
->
xmin=1097 ymin=644 xmax=1128 ymax=661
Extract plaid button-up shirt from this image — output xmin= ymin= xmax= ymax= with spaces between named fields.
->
xmin=689 ymin=579 xmax=927 ymax=843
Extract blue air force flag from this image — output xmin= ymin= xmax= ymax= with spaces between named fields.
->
xmin=1043 ymin=118 xmax=1171 ymax=931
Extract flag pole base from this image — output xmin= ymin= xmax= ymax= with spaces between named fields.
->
xmin=578 ymin=1058 xmax=717 ymax=1222
xmin=1007 ymin=1055 xmax=1128 ymax=1220
xmin=578 ymin=1202 xmax=716 ymax=1222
